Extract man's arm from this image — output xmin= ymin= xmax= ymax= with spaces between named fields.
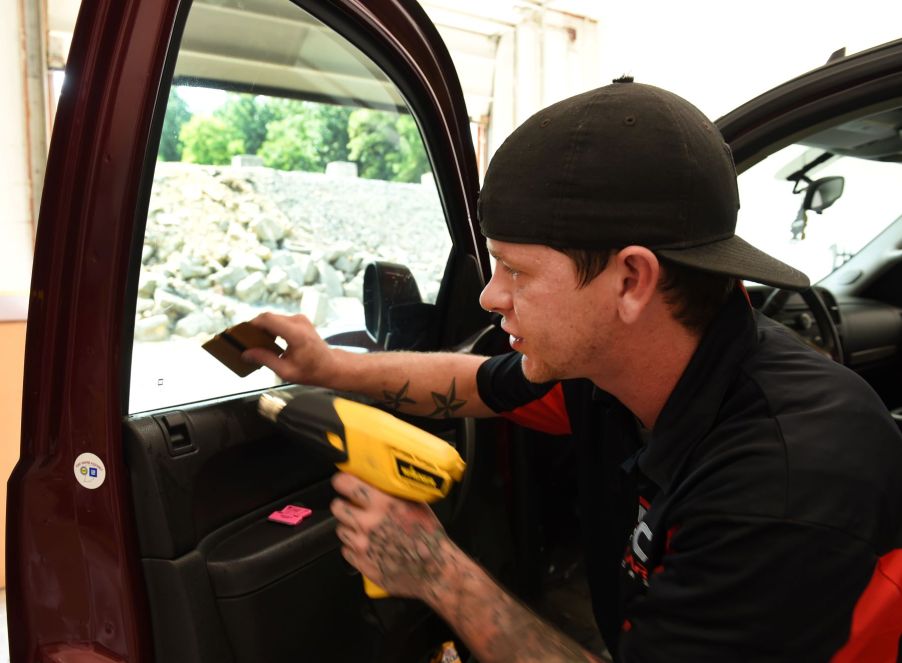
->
xmin=243 ymin=311 xmax=495 ymax=418
xmin=331 ymin=473 xmax=603 ymax=663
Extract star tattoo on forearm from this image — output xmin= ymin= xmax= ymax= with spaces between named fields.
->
xmin=377 ymin=380 xmax=417 ymax=410
xmin=428 ymin=378 xmax=466 ymax=418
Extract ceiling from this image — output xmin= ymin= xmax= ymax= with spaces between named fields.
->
xmin=48 ymin=0 xmax=600 ymax=122
xmin=48 ymin=0 xmax=601 ymax=33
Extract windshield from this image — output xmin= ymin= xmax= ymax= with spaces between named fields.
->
xmin=736 ymin=143 xmax=902 ymax=283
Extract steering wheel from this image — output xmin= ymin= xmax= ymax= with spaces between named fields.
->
xmin=759 ymin=287 xmax=844 ymax=363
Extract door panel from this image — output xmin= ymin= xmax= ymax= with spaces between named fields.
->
xmin=123 ymin=385 xmax=476 ymax=662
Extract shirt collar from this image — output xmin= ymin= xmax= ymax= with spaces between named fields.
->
xmin=636 ymin=288 xmax=757 ymax=492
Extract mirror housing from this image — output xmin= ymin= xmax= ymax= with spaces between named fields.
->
xmin=363 ymin=261 xmax=423 ymax=346
xmin=802 ymin=176 xmax=844 ymax=213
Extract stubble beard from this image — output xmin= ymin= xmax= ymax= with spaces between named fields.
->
xmin=520 ymin=353 xmax=560 ymax=384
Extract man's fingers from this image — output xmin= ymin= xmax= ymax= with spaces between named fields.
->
xmin=331 ymin=472 xmax=377 ymax=507
xmin=248 ymin=311 xmax=313 ymax=346
xmin=241 ymin=347 xmax=286 ymax=372
xmin=336 ymin=523 xmax=366 ymax=550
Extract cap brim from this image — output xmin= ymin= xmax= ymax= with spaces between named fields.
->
xmin=656 ymin=235 xmax=810 ymax=290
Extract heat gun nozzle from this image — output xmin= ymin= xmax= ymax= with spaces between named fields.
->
xmin=258 ymin=392 xmax=289 ymax=422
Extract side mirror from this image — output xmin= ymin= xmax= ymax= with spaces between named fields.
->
xmin=363 ymin=261 xmax=422 ymax=346
xmin=802 ymin=176 xmax=844 ymax=213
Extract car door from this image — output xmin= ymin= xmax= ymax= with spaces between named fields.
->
xmin=7 ymin=1 xmax=511 ymax=661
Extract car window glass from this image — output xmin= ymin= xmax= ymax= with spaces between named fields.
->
xmin=736 ymin=142 xmax=902 ymax=284
xmin=128 ymin=0 xmax=450 ymax=414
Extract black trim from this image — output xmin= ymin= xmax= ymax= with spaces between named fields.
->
xmin=718 ymin=39 xmax=902 ymax=172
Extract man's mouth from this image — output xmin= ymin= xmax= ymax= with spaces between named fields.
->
xmin=501 ymin=324 xmax=524 ymax=350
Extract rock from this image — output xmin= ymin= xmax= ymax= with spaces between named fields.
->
xmin=334 ymin=253 xmax=362 ymax=275
xmin=250 ymin=213 xmax=287 ymax=242
xmin=235 ymin=272 xmax=267 ymax=303
xmin=297 ymin=256 xmax=318 ymax=285
xmin=138 ymin=272 xmax=164 ymax=297
xmin=300 ymin=288 xmax=329 ymax=326
xmin=343 ymin=272 xmax=365 ymax=300
xmin=210 ymin=264 xmax=249 ymax=293
xmin=136 ymin=297 xmax=155 ymax=314
xmin=268 ymin=250 xmax=298 ymax=269
xmin=325 ymin=161 xmax=358 ymax=178
xmin=178 ymin=255 xmax=212 ymax=279
xmin=326 ymin=241 xmax=354 ymax=264
xmin=229 ymin=252 xmax=267 ymax=273
xmin=174 ymin=312 xmax=220 ymax=337
xmin=264 ymin=267 xmax=291 ymax=294
xmin=135 ymin=314 xmax=171 ymax=341
xmin=317 ymin=261 xmax=345 ymax=297
xmin=155 ymin=289 xmax=197 ymax=316
xmin=232 ymin=155 xmax=264 ymax=168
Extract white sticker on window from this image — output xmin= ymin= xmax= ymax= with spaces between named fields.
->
xmin=74 ymin=452 xmax=107 ymax=490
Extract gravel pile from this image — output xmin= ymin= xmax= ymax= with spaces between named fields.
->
xmin=135 ymin=162 xmax=451 ymax=342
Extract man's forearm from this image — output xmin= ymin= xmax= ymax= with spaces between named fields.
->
xmin=424 ymin=543 xmax=602 ymax=663
xmin=329 ymin=350 xmax=494 ymax=418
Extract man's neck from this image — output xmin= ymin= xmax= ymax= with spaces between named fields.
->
xmin=590 ymin=320 xmax=701 ymax=430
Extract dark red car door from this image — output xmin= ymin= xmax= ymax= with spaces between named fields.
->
xmin=8 ymin=1 xmax=494 ymax=661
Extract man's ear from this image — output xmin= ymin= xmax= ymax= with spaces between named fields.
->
xmin=613 ymin=246 xmax=660 ymax=324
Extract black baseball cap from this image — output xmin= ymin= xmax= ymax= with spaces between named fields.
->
xmin=478 ymin=79 xmax=810 ymax=290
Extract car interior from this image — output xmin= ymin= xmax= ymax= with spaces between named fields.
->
xmin=739 ymin=103 xmax=902 ymax=427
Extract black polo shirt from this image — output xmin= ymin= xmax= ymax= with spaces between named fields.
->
xmin=476 ymin=290 xmax=902 ymax=661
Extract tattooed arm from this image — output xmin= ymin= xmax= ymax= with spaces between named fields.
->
xmin=243 ymin=311 xmax=494 ymax=418
xmin=332 ymin=473 xmax=603 ymax=663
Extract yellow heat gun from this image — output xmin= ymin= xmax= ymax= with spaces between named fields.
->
xmin=258 ymin=389 xmax=466 ymax=598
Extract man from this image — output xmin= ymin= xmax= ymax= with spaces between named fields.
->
xmin=244 ymin=80 xmax=902 ymax=661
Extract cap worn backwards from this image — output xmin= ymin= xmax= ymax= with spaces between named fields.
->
xmin=477 ymin=78 xmax=809 ymax=290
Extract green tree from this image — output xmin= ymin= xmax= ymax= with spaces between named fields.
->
xmin=179 ymin=115 xmax=245 ymax=165
xmin=347 ymin=109 xmax=398 ymax=181
xmin=214 ymin=94 xmax=281 ymax=155
xmin=314 ymin=103 xmax=352 ymax=165
xmin=347 ymin=109 xmax=430 ymax=182
xmin=158 ymin=89 xmax=192 ymax=161
xmin=258 ymin=101 xmax=351 ymax=172
xmin=258 ymin=113 xmax=319 ymax=171
xmin=393 ymin=114 xmax=430 ymax=183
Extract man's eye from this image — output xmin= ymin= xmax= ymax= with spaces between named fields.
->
xmin=503 ymin=264 xmax=519 ymax=277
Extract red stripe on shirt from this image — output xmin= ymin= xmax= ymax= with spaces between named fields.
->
xmin=500 ymin=382 xmax=571 ymax=435
xmin=737 ymin=281 xmax=752 ymax=307
xmin=830 ymin=548 xmax=902 ymax=662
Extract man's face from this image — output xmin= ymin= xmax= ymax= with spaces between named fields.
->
xmin=479 ymin=239 xmax=618 ymax=383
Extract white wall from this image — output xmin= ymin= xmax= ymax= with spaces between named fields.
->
xmin=0 ymin=0 xmax=41 ymax=321
xmin=487 ymin=8 xmax=601 ymax=157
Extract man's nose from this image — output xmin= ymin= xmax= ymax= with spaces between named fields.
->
xmin=479 ymin=271 xmax=510 ymax=313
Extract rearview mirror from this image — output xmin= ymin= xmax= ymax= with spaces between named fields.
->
xmin=802 ymin=176 xmax=844 ymax=213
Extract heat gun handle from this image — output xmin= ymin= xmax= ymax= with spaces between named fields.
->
xmin=363 ymin=575 xmax=389 ymax=599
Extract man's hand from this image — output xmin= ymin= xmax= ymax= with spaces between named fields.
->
xmin=242 ymin=312 xmax=341 ymax=386
xmin=331 ymin=472 xmax=602 ymax=663
xmin=330 ymin=472 xmax=450 ymax=602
